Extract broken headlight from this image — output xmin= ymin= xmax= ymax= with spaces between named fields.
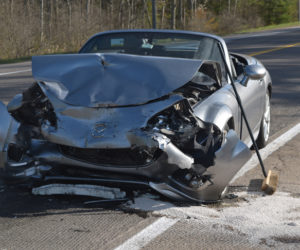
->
xmin=9 ymin=83 xmax=57 ymax=128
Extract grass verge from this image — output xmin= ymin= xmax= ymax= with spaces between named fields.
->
xmin=0 ymin=56 xmax=31 ymax=65
xmin=0 ymin=50 xmax=77 ymax=65
xmin=236 ymin=21 xmax=300 ymax=34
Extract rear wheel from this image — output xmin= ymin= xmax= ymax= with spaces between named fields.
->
xmin=256 ymin=92 xmax=270 ymax=149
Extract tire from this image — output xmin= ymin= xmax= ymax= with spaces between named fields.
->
xmin=256 ymin=91 xmax=271 ymax=149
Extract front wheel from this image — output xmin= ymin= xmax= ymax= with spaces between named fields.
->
xmin=256 ymin=92 xmax=271 ymax=148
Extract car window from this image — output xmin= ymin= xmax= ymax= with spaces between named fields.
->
xmin=192 ymin=39 xmax=227 ymax=83
xmin=81 ymin=32 xmax=215 ymax=58
xmin=209 ymin=41 xmax=227 ymax=83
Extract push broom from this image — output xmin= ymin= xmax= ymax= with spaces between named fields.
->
xmin=218 ymin=43 xmax=278 ymax=194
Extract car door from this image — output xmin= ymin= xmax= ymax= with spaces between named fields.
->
xmin=234 ymin=72 xmax=265 ymax=144
xmin=209 ymin=42 xmax=263 ymax=142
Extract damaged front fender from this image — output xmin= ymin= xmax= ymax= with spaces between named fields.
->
xmin=150 ymin=129 xmax=251 ymax=202
xmin=0 ymin=101 xmax=11 ymax=155
xmin=0 ymin=101 xmax=20 ymax=169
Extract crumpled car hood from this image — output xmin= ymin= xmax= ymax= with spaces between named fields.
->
xmin=32 ymin=53 xmax=203 ymax=107
xmin=37 ymin=90 xmax=185 ymax=149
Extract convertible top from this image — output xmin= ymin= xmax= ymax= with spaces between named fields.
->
xmin=32 ymin=53 xmax=203 ymax=107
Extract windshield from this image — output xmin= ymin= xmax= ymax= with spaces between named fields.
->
xmin=80 ymin=32 xmax=221 ymax=60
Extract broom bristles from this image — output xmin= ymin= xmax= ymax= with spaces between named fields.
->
xmin=261 ymin=170 xmax=279 ymax=195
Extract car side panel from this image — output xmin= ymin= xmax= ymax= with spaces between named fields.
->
xmin=193 ymin=84 xmax=240 ymax=132
xmin=235 ymin=78 xmax=265 ymax=143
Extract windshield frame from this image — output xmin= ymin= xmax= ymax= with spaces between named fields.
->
xmin=80 ymin=30 xmax=215 ymax=58
xmin=79 ymin=29 xmax=232 ymax=77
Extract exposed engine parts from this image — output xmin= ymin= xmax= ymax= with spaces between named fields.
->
xmin=147 ymin=99 xmax=223 ymax=169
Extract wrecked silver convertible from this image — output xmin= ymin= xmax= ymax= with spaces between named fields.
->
xmin=0 ymin=30 xmax=272 ymax=202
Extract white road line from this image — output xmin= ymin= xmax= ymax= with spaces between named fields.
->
xmin=231 ymin=122 xmax=300 ymax=182
xmin=0 ymin=69 xmax=31 ymax=76
xmin=114 ymin=217 xmax=179 ymax=250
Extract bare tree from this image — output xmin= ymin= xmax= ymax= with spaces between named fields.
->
xmin=40 ymin=0 xmax=44 ymax=42
xmin=160 ymin=0 xmax=166 ymax=29
xmin=233 ymin=0 xmax=238 ymax=16
xmin=171 ymin=0 xmax=176 ymax=29
xmin=66 ymin=0 xmax=72 ymax=29
xmin=143 ymin=0 xmax=152 ymax=28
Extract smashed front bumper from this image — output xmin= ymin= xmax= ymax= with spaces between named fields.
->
xmin=0 ymin=98 xmax=251 ymax=202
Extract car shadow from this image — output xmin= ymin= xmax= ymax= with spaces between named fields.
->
xmin=247 ymin=179 xmax=264 ymax=192
xmin=0 ymin=182 xmax=128 ymax=219
xmin=0 ymin=178 xmax=269 ymax=218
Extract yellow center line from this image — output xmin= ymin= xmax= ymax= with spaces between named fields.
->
xmin=249 ymin=42 xmax=300 ymax=56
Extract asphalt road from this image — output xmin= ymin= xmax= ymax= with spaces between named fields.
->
xmin=226 ymin=26 xmax=300 ymax=135
xmin=0 ymin=27 xmax=300 ymax=249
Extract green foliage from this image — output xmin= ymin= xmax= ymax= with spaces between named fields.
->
xmin=205 ymin=0 xmax=298 ymax=25
xmin=258 ymin=0 xmax=298 ymax=25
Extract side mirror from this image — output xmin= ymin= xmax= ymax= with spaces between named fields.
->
xmin=241 ymin=64 xmax=266 ymax=86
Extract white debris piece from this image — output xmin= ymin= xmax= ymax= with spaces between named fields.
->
xmin=32 ymin=184 xmax=126 ymax=199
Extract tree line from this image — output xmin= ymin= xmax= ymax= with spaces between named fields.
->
xmin=0 ymin=0 xmax=298 ymax=60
